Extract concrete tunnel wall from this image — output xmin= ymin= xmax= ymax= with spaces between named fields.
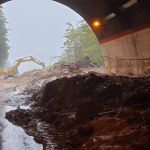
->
xmin=101 ymin=26 xmax=150 ymax=75
xmin=0 ymin=0 xmax=150 ymax=76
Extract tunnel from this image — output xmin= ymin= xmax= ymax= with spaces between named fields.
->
xmin=0 ymin=0 xmax=150 ymax=76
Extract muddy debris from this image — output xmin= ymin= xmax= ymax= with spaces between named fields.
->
xmin=6 ymin=73 xmax=150 ymax=150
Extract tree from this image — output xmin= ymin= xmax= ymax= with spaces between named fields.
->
xmin=61 ymin=20 xmax=104 ymax=65
xmin=0 ymin=6 xmax=9 ymax=68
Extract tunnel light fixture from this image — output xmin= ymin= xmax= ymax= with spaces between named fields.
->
xmin=92 ymin=20 xmax=101 ymax=28
xmin=105 ymin=13 xmax=116 ymax=21
xmin=122 ymin=0 xmax=138 ymax=9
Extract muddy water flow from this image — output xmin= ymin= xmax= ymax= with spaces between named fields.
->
xmin=0 ymin=105 xmax=43 ymax=150
xmin=0 ymin=75 xmax=72 ymax=150
xmin=0 ymin=82 xmax=43 ymax=150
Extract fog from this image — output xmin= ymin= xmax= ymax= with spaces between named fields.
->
xmin=2 ymin=0 xmax=82 ymax=73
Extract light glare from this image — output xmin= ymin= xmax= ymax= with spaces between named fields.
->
xmin=93 ymin=21 xmax=101 ymax=28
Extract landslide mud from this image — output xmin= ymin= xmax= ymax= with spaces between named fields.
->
xmin=6 ymin=73 xmax=150 ymax=150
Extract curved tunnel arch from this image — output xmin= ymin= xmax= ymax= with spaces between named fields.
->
xmin=0 ymin=0 xmax=150 ymax=75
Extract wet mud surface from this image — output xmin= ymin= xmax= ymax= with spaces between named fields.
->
xmin=5 ymin=73 xmax=150 ymax=150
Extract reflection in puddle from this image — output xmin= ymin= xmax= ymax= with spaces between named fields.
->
xmin=0 ymin=105 xmax=43 ymax=150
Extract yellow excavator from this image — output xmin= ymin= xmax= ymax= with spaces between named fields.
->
xmin=0 ymin=56 xmax=45 ymax=79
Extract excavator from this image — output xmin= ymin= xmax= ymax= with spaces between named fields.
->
xmin=0 ymin=56 xmax=45 ymax=79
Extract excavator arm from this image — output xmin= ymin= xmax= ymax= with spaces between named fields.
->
xmin=0 ymin=56 xmax=45 ymax=78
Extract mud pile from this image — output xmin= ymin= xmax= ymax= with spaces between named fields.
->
xmin=6 ymin=73 xmax=150 ymax=150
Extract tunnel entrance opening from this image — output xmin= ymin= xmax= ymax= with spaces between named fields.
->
xmin=1 ymin=0 xmax=150 ymax=76
xmin=1 ymin=0 xmax=104 ymax=76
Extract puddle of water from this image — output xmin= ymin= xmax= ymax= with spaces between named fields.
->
xmin=19 ymin=105 xmax=31 ymax=110
xmin=0 ymin=105 xmax=43 ymax=150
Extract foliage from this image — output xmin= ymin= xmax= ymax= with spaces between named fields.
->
xmin=61 ymin=20 xmax=103 ymax=65
xmin=0 ymin=6 xmax=9 ymax=68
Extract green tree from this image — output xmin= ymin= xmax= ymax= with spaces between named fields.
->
xmin=0 ymin=6 xmax=9 ymax=68
xmin=62 ymin=20 xmax=103 ymax=65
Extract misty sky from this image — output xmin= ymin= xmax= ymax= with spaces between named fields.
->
xmin=2 ymin=0 xmax=82 ymax=73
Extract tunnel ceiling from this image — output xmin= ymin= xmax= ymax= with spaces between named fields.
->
xmin=0 ymin=0 xmax=150 ymax=43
